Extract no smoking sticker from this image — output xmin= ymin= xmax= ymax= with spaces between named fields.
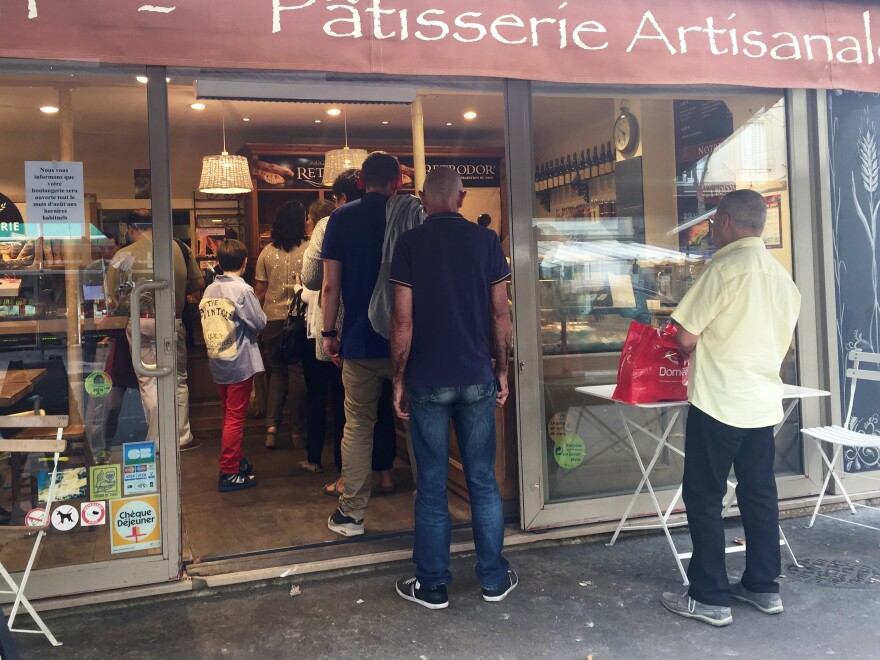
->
xmin=25 ymin=508 xmax=46 ymax=527
xmin=548 ymin=412 xmax=575 ymax=443
xmin=553 ymin=434 xmax=586 ymax=469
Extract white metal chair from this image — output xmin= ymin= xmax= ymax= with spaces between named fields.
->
xmin=0 ymin=413 xmax=67 ymax=648
xmin=801 ymin=349 xmax=880 ymax=537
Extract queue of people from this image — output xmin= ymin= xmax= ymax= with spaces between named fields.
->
xmin=92 ymin=158 xmax=798 ymax=625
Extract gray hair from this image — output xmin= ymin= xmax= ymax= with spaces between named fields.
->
xmin=422 ymin=167 xmax=463 ymax=206
xmin=717 ymin=189 xmax=767 ymax=232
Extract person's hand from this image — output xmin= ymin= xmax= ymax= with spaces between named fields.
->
xmin=392 ymin=378 xmax=409 ymax=420
xmin=323 ymin=336 xmax=341 ymax=367
xmin=495 ymin=375 xmax=509 ymax=408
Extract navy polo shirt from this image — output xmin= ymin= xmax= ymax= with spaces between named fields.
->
xmin=321 ymin=192 xmax=390 ymax=359
xmin=389 ymin=213 xmax=510 ymax=387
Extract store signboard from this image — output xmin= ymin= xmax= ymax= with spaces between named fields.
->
xmin=255 ymin=155 xmax=501 ymax=189
xmin=1 ymin=2 xmax=879 ymax=93
xmin=23 ymin=161 xmax=85 ymax=237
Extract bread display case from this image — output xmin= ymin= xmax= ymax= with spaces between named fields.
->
xmin=537 ymin=229 xmax=706 ymax=358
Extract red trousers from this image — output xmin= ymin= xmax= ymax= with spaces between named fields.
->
xmin=216 ymin=378 xmax=253 ymax=474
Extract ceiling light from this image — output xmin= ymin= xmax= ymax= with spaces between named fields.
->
xmin=136 ymin=75 xmax=149 ymax=84
xmin=326 ymin=108 xmax=342 ymax=116
xmin=322 ymin=107 xmax=368 ymax=187
xmin=40 ymin=106 xmax=59 ymax=114
xmin=446 ymin=122 xmax=453 ymax=126
xmin=382 ymin=121 xmax=389 ymax=125
xmin=191 ymin=102 xmax=206 ymax=110
xmin=463 ymin=111 xmax=477 ymax=120
xmin=198 ymin=109 xmax=253 ymax=196
xmin=243 ymin=118 xmax=250 ymax=122
xmin=315 ymin=119 xmax=322 ymax=123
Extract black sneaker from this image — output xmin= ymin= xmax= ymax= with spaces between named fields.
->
xmin=395 ymin=577 xmax=449 ymax=610
xmin=327 ymin=507 xmax=364 ymax=536
xmin=218 ymin=472 xmax=257 ymax=492
xmin=239 ymin=457 xmax=253 ymax=476
xmin=482 ymin=569 xmax=518 ymax=602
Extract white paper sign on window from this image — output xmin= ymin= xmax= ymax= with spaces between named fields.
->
xmin=24 ymin=161 xmax=85 ymax=236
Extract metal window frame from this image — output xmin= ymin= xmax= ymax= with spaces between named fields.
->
xmin=506 ymin=83 xmax=829 ymax=531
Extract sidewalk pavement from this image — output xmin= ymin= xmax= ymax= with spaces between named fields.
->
xmin=15 ymin=508 xmax=880 ymax=659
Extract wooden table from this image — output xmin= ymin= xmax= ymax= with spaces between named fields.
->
xmin=0 ymin=369 xmax=47 ymax=407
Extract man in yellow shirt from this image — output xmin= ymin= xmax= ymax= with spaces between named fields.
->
xmin=661 ymin=189 xmax=800 ymax=627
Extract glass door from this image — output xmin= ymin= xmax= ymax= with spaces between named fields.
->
xmin=0 ymin=64 xmax=181 ymax=599
xmin=506 ymin=82 xmax=827 ymax=530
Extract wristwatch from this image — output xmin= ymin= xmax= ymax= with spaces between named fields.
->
xmin=321 ymin=329 xmax=338 ymax=338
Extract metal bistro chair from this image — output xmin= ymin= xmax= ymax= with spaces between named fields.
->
xmin=0 ymin=413 xmax=67 ymax=648
xmin=801 ymin=350 xmax=880 ymax=542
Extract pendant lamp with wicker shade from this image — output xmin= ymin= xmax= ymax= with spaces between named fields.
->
xmin=322 ymin=108 xmax=368 ymax=186
xmin=199 ymin=112 xmax=253 ymax=195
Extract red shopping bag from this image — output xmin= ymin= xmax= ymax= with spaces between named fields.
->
xmin=612 ymin=321 xmax=689 ymax=404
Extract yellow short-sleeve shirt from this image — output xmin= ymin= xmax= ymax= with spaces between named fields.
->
xmin=671 ymin=237 xmax=801 ymax=428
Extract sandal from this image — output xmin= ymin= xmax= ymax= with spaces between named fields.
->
xmin=323 ymin=479 xmax=343 ymax=497
xmin=298 ymin=460 xmax=324 ymax=474
xmin=265 ymin=429 xmax=277 ymax=451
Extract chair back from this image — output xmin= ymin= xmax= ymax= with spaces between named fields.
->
xmin=843 ymin=350 xmax=880 ymax=427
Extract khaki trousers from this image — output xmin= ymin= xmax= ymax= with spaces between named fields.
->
xmin=339 ymin=357 xmax=393 ymax=520
xmin=127 ymin=319 xmax=194 ymax=447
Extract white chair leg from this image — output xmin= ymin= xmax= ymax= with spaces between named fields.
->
xmin=808 ymin=444 xmax=838 ymax=528
xmin=0 ymin=562 xmax=61 ymax=647
xmin=778 ymin=525 xmax=801 ymax=568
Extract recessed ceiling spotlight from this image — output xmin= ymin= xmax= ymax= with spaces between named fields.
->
xmin=326 ymin=108 xmax=342 ymax=116
xmin=136 ymin=75 xmax=149 ymax=84
xmin=40 ymin=106 xmax=59 ymax=114
xmin=190 ymin=102 xmax=206 ymax=110
xmin=446 ymin=122 xmax=453 ymax=126
xmin=463 ymin=111 xmax=477 ymax=120
xmin=243 ymin=118 xmax=250 ymax=122
xmin=382 ymin=121 xmax=389 ymax=125
xmin=315 ymin=119 xmax=322 ymax=124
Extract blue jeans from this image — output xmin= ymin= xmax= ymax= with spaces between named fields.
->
xmin=406 ymin=381 xmax=510 ymax=590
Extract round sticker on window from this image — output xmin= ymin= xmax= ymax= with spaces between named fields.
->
xmin=85 ymin=371 xmax=113 ymax=397
xmin=548 ymin=412 xmax=575 ymax=443
xmin=553 ymin=434 xmax=586 ymax=469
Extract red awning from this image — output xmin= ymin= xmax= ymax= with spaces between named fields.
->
xmin=1 ymin=0 xmax=879 ymax=92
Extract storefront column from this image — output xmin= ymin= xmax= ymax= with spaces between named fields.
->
xmin=411 ymin=94 xmax=426 ymax=191
xmin=60 ymin=87 xmax=85 ymax=427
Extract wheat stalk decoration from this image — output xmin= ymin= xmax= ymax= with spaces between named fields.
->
xmin=852 ymin=109 xmax=880 ymax=352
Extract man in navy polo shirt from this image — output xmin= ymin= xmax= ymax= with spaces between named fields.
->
xmin=321 ymin=151 xmax=402 ymax=537
xmin=389 ymin=168 xmax=515 ymax=610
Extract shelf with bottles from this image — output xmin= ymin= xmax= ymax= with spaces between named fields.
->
xmin=534 ymin=141 xmax=617 ymax=204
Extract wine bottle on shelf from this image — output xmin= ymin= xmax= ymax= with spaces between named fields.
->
xmin=534 ymin=165 xmax=540 ymax=194
xmin=571 ymin=153 xmax=579 ymax=184
xmin=563 ymin=154 xmax=572 ymax=185
xmin=607 ymin=142 xmax=616 ymax=173
xmin=549 ymin=158 xmax=558 ymax=188
xmin=539 ymin=162 xmax=547 ymax=191
xmin=599 ymin=143 xmax=608 ymax=175
xmin=591 ymin=146 xmax=599 ymax=178
xmin=578 ymin=149 xmax=588 ymax=180
xmin=583 ymin=149 xmax=592 ymax=180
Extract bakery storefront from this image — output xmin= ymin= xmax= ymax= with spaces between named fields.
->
xmin=0 ymin=1 xmax=878 ymax=604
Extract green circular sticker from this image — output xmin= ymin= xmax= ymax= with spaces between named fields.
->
xmin=85 ymin=371 xmax=113 ymax=397
xmin=553 ymin=434 xmax=586 ymax=469
xmin=548 ymin=412 xmax=575 ymax=443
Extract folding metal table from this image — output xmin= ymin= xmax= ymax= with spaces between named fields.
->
xmin=575 ymin=383 xmax=829 ymax=584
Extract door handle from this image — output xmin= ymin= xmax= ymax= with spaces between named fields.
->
xmin=129 ymin=279 xmax=172 ymax=377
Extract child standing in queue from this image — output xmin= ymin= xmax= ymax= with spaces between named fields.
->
xmin=199 ymin=240 xmax=267 ymax=492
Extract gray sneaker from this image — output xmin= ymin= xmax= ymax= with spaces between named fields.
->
xmin=730 ymin=581 xmax=783 ymax=614
xmin=661 ymin=592 xmax=732 ymax=627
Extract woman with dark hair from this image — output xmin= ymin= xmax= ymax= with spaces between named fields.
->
xmin=254 ymin=201 xmax=309 ymax=451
